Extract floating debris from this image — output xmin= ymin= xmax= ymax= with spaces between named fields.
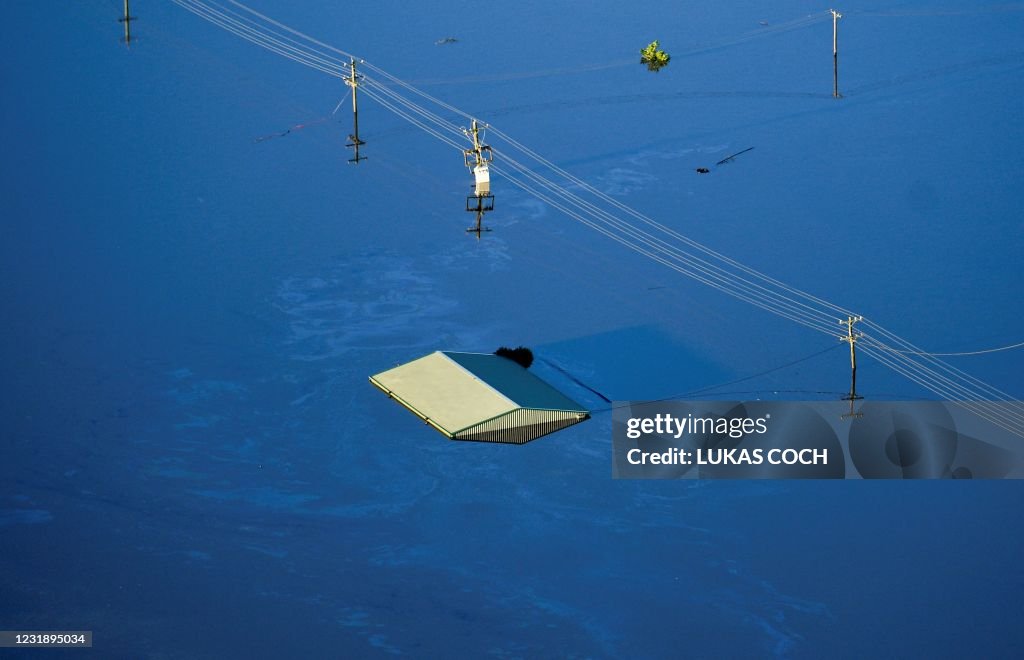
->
xmin=435 ymin=36 xmax=458 ymax=45
xmin=695 ymin=167 xmax=710 ymax=174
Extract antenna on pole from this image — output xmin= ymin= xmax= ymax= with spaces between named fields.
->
xmin=118 ymin=0 xmax=136 ymax=44
xmin=831 ymin=8 xmax=843 ymax=98
xmin=840 ymin=315 xmax=864 ymax=419
xmin=463 ymin=119 xmax=494 ymax=237
xmin=344 ymin=58 xmax=366 ymax=163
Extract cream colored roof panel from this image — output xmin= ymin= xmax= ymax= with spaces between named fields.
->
xmin=370 ymin=352 xmax=517 ymax=435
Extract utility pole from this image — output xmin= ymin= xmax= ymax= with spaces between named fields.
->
xmin=344 ymin=58 xmax=366 ymax=163
xmin=119 ymin=0 xmax=136 ymax=44
xmin=831 ymin=8 xmax=843 ymax=98
xmin=840 ymin=315 xmax=863 ymax=419
xmin=463 ymin=119 xmax=494 ymax=236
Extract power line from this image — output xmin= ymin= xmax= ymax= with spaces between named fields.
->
xmin=171 ymin=0 xmax=1024 ymax=437
xmin=875 ymin=339 xmax=1024 ymax=357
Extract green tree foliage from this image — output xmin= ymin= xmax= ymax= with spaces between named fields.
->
xmin=640 ymin=40 xmax=671 ymax=72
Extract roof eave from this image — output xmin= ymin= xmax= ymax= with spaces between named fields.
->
xmin=369 ymin=376 xmax=457 ymax=439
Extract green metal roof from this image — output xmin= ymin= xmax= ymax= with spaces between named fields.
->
xmin=442 ymin=352 xmax=586 ymax=412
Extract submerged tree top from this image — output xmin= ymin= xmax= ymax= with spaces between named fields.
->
xmin=640 ymin=40 xmax=671 ymax=72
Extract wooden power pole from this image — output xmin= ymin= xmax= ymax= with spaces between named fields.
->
xmin=463 ymin=120 xmax=494 ymax=236
xmin=840 ymin=315 xmax=863 ymax=419
xmin=344 ymin=59 xmax=366 ymax=163
xmin=119 ymin=0 xmax=136 ymax=44
xmin=831 ymin=9 xmax=843 ymax=98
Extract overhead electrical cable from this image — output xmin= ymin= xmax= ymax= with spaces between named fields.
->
xmin=170 ymin=0 xmax=1024 ymax=437
xmin=887 ymin=340 xmax=1024 ymax=357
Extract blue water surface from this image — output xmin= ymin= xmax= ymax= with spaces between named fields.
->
xmin=2 ymin=1 xmax=1022 ymax=657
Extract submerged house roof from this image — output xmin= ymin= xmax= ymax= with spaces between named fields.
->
xmin=370 ymin=351 xmax=590 ymax=444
